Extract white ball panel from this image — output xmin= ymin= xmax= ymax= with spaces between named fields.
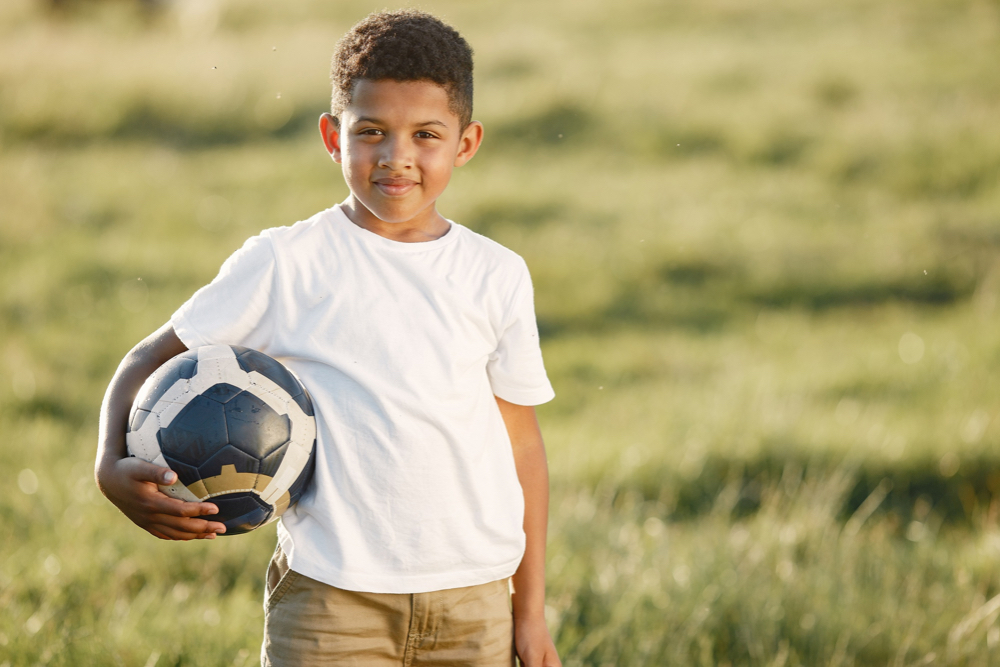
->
xmin=152 ymin=377 xmax=194 ymax=406
xmin=150 ymin=376 xmax=196 ymax=429
xmin=159 ymin=480 xmax=201 ymax=502
xmin=246 ymin=371 xmax=292 ymax=416
xmin=196 ymin=344 xmax=239 ymax=362
xmin=188 ymin=359 xmax=250 ymax=395
xmin=259 ymin=444 xmax=311 ymax=506
xmin=127 ymin=410 xmax=165 ymax=462
xmin=154 ymin=397 xmax=189 ymax=431
xmin=190 ymin=345 xmax=248 ymax=397
xmin=255 ymin=373 xmax=316 ymax=504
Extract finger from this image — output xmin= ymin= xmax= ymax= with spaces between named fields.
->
xmin=122 ymin=457 xmax=179 ymax=486
xmin=150 ymin=523 xmax=204 ymax=541
xmin=160 ymin=513 xmax=227 ymax=534
xmin=152 ymin=513 xmax=227 ymax=535
xmin=147 ymin=525 xmax=207 ymax=541
xmin=144 ymin=493 xmax=219 ymax=519
xmin=150 ymin=518 xmax=223 ymax=540
xmin=155 ymin=495 xmax=220 ymax=518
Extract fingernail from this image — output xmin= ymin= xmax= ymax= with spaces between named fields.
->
xmin=207 ymin=505 xmax=218 ymax=514
xmin=163 ymin=472 xmax=175 ymax=483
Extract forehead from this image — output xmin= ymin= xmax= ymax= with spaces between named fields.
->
xmin=345 ymin=79 xmax=459 ymax=126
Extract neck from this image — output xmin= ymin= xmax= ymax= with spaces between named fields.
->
xmin=341 ymin=196 xmax=451 ymax=243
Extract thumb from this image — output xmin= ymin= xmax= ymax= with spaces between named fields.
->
xmin=126 ymin=457 xmax=178 ymax=485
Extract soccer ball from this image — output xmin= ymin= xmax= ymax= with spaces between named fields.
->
xmin=126 ymin=344 xmax=316 ymax=535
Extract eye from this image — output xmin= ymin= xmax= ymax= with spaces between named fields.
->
xmin=415 ymin=131 xmax=438 ymax=139
xmin=359 ymin=128 xmax=384 ymax=136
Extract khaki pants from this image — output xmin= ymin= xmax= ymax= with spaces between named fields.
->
xmin=262 ymin=544 xmax=516 ymax=666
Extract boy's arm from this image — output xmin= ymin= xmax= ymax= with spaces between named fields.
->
xmin=95 ymin=322 xmax=226 ymax=540
xmin=496 ymin=396 xmax=562 ymax=667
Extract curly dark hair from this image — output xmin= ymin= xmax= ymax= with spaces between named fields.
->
xmin=330 ymin=10 xmax=474 ymax=127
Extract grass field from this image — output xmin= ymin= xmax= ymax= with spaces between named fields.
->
xmin=2 ymin=0 xmax=1000 ymax=664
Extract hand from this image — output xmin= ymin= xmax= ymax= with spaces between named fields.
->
xmin=514 ymin=615 xmax=561 ymax=667
xmin=97 ymin=457 xmax=226 ymax=540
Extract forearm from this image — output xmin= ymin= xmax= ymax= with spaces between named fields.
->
xmin=511 ymin=437 xmax=549 ymax=620
xmin=94 ymin=323 xmax=223 ymax=540
xmin=497 ymin=397 xmax=561 ymax=666
xmin=496 ymin=397 xmax=550 ymax=620
xmin=95 ymin=322 xmax=186 ymax=484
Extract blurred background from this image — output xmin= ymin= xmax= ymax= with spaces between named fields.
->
xmin=2 ymin=0 xmax=999 ymax=663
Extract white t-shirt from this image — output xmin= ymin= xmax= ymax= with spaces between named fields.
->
xmin=171 ymin=204 xmax=555 ymax=593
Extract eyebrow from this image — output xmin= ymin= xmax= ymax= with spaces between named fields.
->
xmin=353 ymin=116 xmax=449 ymax=129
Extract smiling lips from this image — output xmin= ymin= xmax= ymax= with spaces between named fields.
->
xmin=374 ymin=177 xmax=418 ymax=196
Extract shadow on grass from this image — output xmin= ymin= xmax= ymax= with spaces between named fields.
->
xmin=538 ymin=259 xmax=975 ymax=337
xmin=746 ymin=272 xmax=974 ymax=309
xmin=4 ymin=100 xmax=325 ymax=148
xmin=464 ymin=201 xmax=562 ymax=237
xmin=489 ymin=102 xmax=596 ymax=149
xmin=579 ymin=449 xmax=1000 ymax=529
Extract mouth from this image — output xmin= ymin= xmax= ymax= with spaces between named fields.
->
xmin=373 ymin=178 xmax=418 ymax=197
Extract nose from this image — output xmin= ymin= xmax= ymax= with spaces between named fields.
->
xmin=377 ymin=135 xmax=413 ymax=171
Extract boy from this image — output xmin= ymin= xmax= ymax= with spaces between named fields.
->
xmin=95 ymin=9 xmax=562 ymax=667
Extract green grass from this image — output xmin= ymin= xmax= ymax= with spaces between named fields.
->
xmin=2 ymin=0 xmax=1000 ymax=663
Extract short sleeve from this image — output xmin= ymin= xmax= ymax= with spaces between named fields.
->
xmin=487 ymin=261 xmax=555 ymax=406
xmin=171 ymin=232 xmax=276 ymax=351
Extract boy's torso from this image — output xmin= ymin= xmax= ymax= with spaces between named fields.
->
xmin=172 ymin=205 xmax=553 ymax=593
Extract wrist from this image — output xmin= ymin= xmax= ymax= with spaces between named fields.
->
xmin=514 ymin=612 xmax=547 ymax=626
xmin=511 ymin=598 xmax=547 ymax=623
xmin=510 ymin=574 xmax=547 ymax=622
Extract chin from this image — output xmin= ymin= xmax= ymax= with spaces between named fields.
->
xmin=361 ymin=199 xmax=421 ymax=223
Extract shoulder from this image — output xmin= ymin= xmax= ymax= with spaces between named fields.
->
xmin=452 ymin=223 xmax=530 ymax=278
xmin=260 ymin=207 xmax=339 ymax=249
xmin=234 ymin=208 xmax=347 ymax=273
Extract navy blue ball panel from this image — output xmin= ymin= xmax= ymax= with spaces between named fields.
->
xmin=224 ymin=392 xmax=290 ymax=458
xmin=289 ymin=390 xmax=314 ymax=419
xmin=203 ymin=382 xmax=244 ymax=405
xmin=234 ymin=348 xmax=300 ymax=397
xmin=162 ymin=454 xmax=201 ymax=488
xmin=293 ymin=385 xmax=316 ymax=419
xmin=134 ymin=354 xmax=198 ymax=413
xmin=197 ymin=444 xmax=261 ymax=479
xmin=234 ymin=348 xmax=314 ymax=417
xmin=157 ymin=396 xmax=228 ymax=465
xmin=210 ymin=492 xmax=273 ymax=535
xmin=258 ymin=442 xmax=288 ymax=479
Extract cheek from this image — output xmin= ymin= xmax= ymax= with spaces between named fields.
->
xmin=340 ymin=145 xmax=369 ymax=178
xmin=421 ymin=151 xmax=456 ymax=181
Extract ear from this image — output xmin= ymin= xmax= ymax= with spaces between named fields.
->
xmin=319 ymin=113 xmax=342 ymax=163
xmin=454 ymin=120 xmax=484 ymax=168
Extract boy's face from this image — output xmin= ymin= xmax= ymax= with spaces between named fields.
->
xmin=320 ymin=79 xmax=482 ymax=238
